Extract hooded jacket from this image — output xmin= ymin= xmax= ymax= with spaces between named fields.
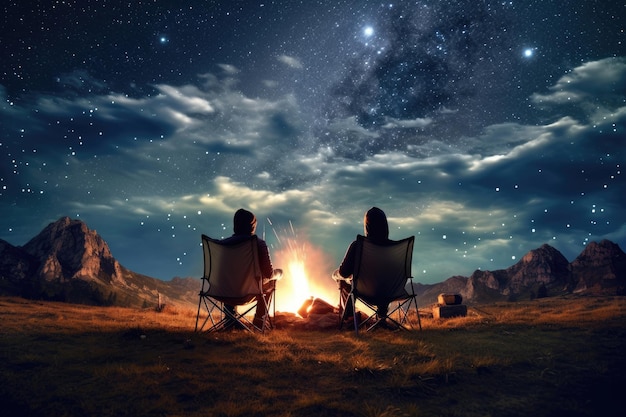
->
xmin=221 ymin=208 xmax=274 ymax=278
xmin=338 ymin=207 xmax=391 ymax=278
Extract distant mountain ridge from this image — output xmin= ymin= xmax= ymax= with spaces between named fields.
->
xmin=0 ymin=217 xmax=198 ymax=309
xmin=414 ymin=240 xmax=626 ymax=307
xmin=1 ymin=217 xmax=625 ymax=309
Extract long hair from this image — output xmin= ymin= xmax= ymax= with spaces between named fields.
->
xmin=364 ymin=206 xmax=389 ymax=241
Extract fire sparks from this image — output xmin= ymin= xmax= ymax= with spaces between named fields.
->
xmin=268 ymin=220 xmax=337 ymax=314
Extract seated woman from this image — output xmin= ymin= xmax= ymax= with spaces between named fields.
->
xmin=332 ymin=206 xmax=392 ymax=323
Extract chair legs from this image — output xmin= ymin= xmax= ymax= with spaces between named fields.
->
xmin=340 ymin=296 xmax=422 ymax=334
xmin=338 ymin=280 xmax=356 ymax=331
xmin=252 ymin=290 xmax=276 ymax=332
xmin=377 ymin=297 xmax=421 ymax=332
xmin=195 ymin=297 xmax=254 ymax=333
xmin=195 ymin=289 xmax=277 ymax=333
xmin=195 ymin=265 xmax=283 ymax=333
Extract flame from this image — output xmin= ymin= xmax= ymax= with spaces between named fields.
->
xmin=269 ymin=223 xmax=337 ymax=314
xmin=286 ymin=259 xmax=310 ymax=305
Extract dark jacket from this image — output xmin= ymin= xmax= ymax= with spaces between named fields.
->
xmin=338 ymin=207 xmax=391 ymax=278
xmin=220 ymin=208 xmax=274 ymax=278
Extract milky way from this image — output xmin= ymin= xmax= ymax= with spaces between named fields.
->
xmin=1 ymin=1 xmax=624 ymax=283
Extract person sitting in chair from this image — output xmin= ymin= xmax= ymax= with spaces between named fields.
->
xmin=221 ymin=208 xmax=280 ymax=329
xmin=333 ymin=206 xmax=392 ymax=325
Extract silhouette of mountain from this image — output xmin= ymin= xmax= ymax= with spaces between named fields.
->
xmin=0 ymin=217 xmax=198 ymax=309
xmin=414 ymin=241 xmax=626 ymax=307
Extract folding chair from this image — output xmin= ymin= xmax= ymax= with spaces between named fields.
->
xmin=195 ymin=234 xmax=281 ymax=333
xmin=338 ymin=235 xmax=421 ymax=334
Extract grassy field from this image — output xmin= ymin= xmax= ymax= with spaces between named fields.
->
xmin=1 ymin=295 xmax=625 ymax=417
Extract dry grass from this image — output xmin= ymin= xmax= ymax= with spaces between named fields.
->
xmin=1 ymin=295 xmax=625 ymax=416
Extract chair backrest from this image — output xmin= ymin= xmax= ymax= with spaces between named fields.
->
xmin=352 ymin=234 xmax=414 ymax=300
xmin=202 ymin=234 xmax=262 ymax=298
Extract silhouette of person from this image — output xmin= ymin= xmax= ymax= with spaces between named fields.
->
xmin=221 ymin=208 xmax=281 ymax=329
xmin=333 ymin=206 xmax=392 ymax=324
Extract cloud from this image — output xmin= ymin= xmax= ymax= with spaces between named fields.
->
xmin=55 ymin=69 xmax=109 ymax=92
xmin=217 ymin=63 xmax=240 ymax=75
xmin=277 ymin=54 xmax=304 ymax=69
xmin=531 ymin=57 xmax=626 ymax=107
xmin=382 ymin=116 xmax=433 ymax=129
xmin=154 ymin=85 xmax=215 ymax=114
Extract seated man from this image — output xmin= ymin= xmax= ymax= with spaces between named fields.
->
xmin=221 ymin=208 xmax=281 ymax=329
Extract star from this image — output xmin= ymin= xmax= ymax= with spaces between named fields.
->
xmin=523 ymin=47 xmax=535 ymax=58
xmin=363 ymin=26 xmax=374 ymax=37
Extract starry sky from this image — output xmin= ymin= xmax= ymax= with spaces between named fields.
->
xmin=1 ymin=1 xmax=624 ymax=288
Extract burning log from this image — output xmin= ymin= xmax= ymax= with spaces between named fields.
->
xmin=297 ymin=297 xmax=336 ymax=318
xmin=297 ymin=297 xmax=313 ymax=318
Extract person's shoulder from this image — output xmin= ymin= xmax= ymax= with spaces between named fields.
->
xmin=345 ymin=239 xmax=358 ymax=252
xmin=363 ymin=236 xmax=394 ymax=246
xmin=221 ymin=234 xmax=253 ymax=244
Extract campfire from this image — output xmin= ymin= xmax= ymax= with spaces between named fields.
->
xmin=269 ymin=225 xmax=337 ymax=315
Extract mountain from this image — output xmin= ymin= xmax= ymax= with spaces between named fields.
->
xmin=570 ymin=240 xmax=626 ymax=294
xmin=0 ymin=217 xmax=199 ymax=309
xmin=414 ymin=240 xmax=626 ymax=307
xmin=413 ymin=275 xmax=468 ymax=307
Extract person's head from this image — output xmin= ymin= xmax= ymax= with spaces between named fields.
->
xmin=233 ymin=208 xmax=257 ymax=235
xmin=364 ymin=206 xmax=389 ymax=241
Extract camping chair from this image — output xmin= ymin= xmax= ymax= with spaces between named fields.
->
xmin=195 ymin=234 xmax=281 ymax=333
xmin=337 ymin=235 xmax=421 ymax=334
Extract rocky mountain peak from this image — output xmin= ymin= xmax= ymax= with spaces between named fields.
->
xmin=519 ymin=243 xmax=565 ymax=264
xmin=0 ymin=217 xmax=199 ymax=308
xmin=506 ymin=243 xmax=573 ymax=294
xmin=573 ymin=240 xmax=625 ymax=267
xmin=570 ymin=240 xmax=626 ymax=294
xmin=22 ymin=217 xmax=122 ymax=283
xmin=461 ymin=243 xmax=575 ymax=302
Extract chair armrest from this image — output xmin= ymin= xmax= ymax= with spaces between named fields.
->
xmin=405 ymin=276 xmax=416 ymax=294
xmin=332 ymin=269 xmax=352 ymax=282
xmin=264 ymin=268 xmax=283 ymax=283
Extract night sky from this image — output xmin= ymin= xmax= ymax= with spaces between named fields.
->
xmin=1 ymin=1 xmax=624 ymax=286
